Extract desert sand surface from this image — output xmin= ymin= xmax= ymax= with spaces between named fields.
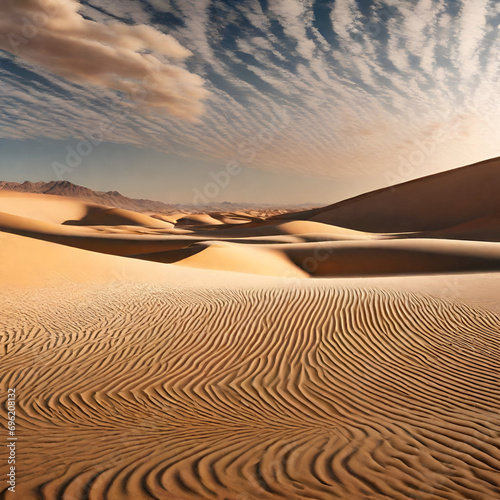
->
xmin=1 ymin=157 xmax=500 ymax=499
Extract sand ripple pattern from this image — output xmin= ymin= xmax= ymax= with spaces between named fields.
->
xmin=1 ymin=284 xmax=500 ymax=499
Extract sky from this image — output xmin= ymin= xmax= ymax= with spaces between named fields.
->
xmin=0 ymin=0 xmax=499 ymax=206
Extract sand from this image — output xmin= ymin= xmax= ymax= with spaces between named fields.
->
xmin=1 ymin=157 xmax=500 ymax=499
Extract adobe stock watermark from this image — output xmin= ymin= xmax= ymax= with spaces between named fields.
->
xmin=51 ymin=122 xmax=112 ymax=180
xmin=383 ymin=126 xmax=447 ymax=187
xmin=7 ymin=0 xmax=62 ymax=53
xmin=192 ymin=109 xmax=290 ymax=205
xmin=51 ymin=61 xmax=167 ymax=180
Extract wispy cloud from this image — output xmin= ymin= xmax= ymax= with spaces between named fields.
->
xmin=457 ymin=0 xmax=490 ymax=76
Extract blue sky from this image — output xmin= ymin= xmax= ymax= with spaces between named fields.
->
xmin=0 ymin=0 xmax=499 ymax=205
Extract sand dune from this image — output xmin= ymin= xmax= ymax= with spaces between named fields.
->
xmin=172 ymin=220 xmax=375 ymax=241
xmin=278 ymin=238 xmax=500 ymax=276
xmin=0 ymin=231 xmax=183 ymax=287
xmin=0 ymin=210 xmax=301 ymax=264
xmin=419 ymin=213 xmax=500 ymax=242
xmin=0 ymin=210 xmax=201 ymax=256
xmin=0 ymin=190 xmax=95 ymax=224
xmin=2 ymin=158 xmax=500 ymax=499
xmin=271 ymin=156 xmax=500 ymax=233
xmin=3 ymin=181 xmax=500 ymax=281
xmin=176 ymin=241 xmax=307 ymax=277
xmin=0 ymin=191 xmax=172 ymax=228
xmin=175 ymin=213 xmax=225 ymax=226
xmin=63 ymin=207 xmax=173 ymax=229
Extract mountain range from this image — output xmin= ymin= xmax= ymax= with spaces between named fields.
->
xmin=0 ymin=180 xmax=313 ymax=213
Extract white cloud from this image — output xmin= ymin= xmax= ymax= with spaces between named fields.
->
xmin=0 ymin=0 xmax=207 ymax=120
xmin=269 ymin=0 xmax=316 ymax=60
xmin=330 ymin=0 xmax=360 ymax=44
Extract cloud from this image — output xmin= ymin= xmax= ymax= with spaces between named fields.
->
xmin=269 ymin=0 xmax=316 ymax=60
xmin=456 ymin=0 xmax=490 ymax=76
xmin=0 ymin=0 xmax=499 ymax=187
xmin=0 ymin=0 xmax=207 ymax=119
xmin=330 ymin=0 xmax=360 ymax=44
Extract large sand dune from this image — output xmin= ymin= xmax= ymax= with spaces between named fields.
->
xmin=1 ymin=157 xmax=500 ymax=499
xmin=272 ymin=156 xmax=500 ymax=233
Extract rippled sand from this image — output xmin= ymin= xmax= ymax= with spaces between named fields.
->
xmin=1 ymin=282 xmax=499 ymax=499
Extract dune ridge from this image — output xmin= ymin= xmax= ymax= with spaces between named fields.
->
xmin=4 ymin=189 xmax=500 ymax=278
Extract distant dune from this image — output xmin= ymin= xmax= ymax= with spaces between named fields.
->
xmin=1 ymin=157 xmax=500 ymax=499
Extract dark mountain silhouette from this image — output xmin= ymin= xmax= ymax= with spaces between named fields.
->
xmin=0 ymin=180 xmax=177 ymax=212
